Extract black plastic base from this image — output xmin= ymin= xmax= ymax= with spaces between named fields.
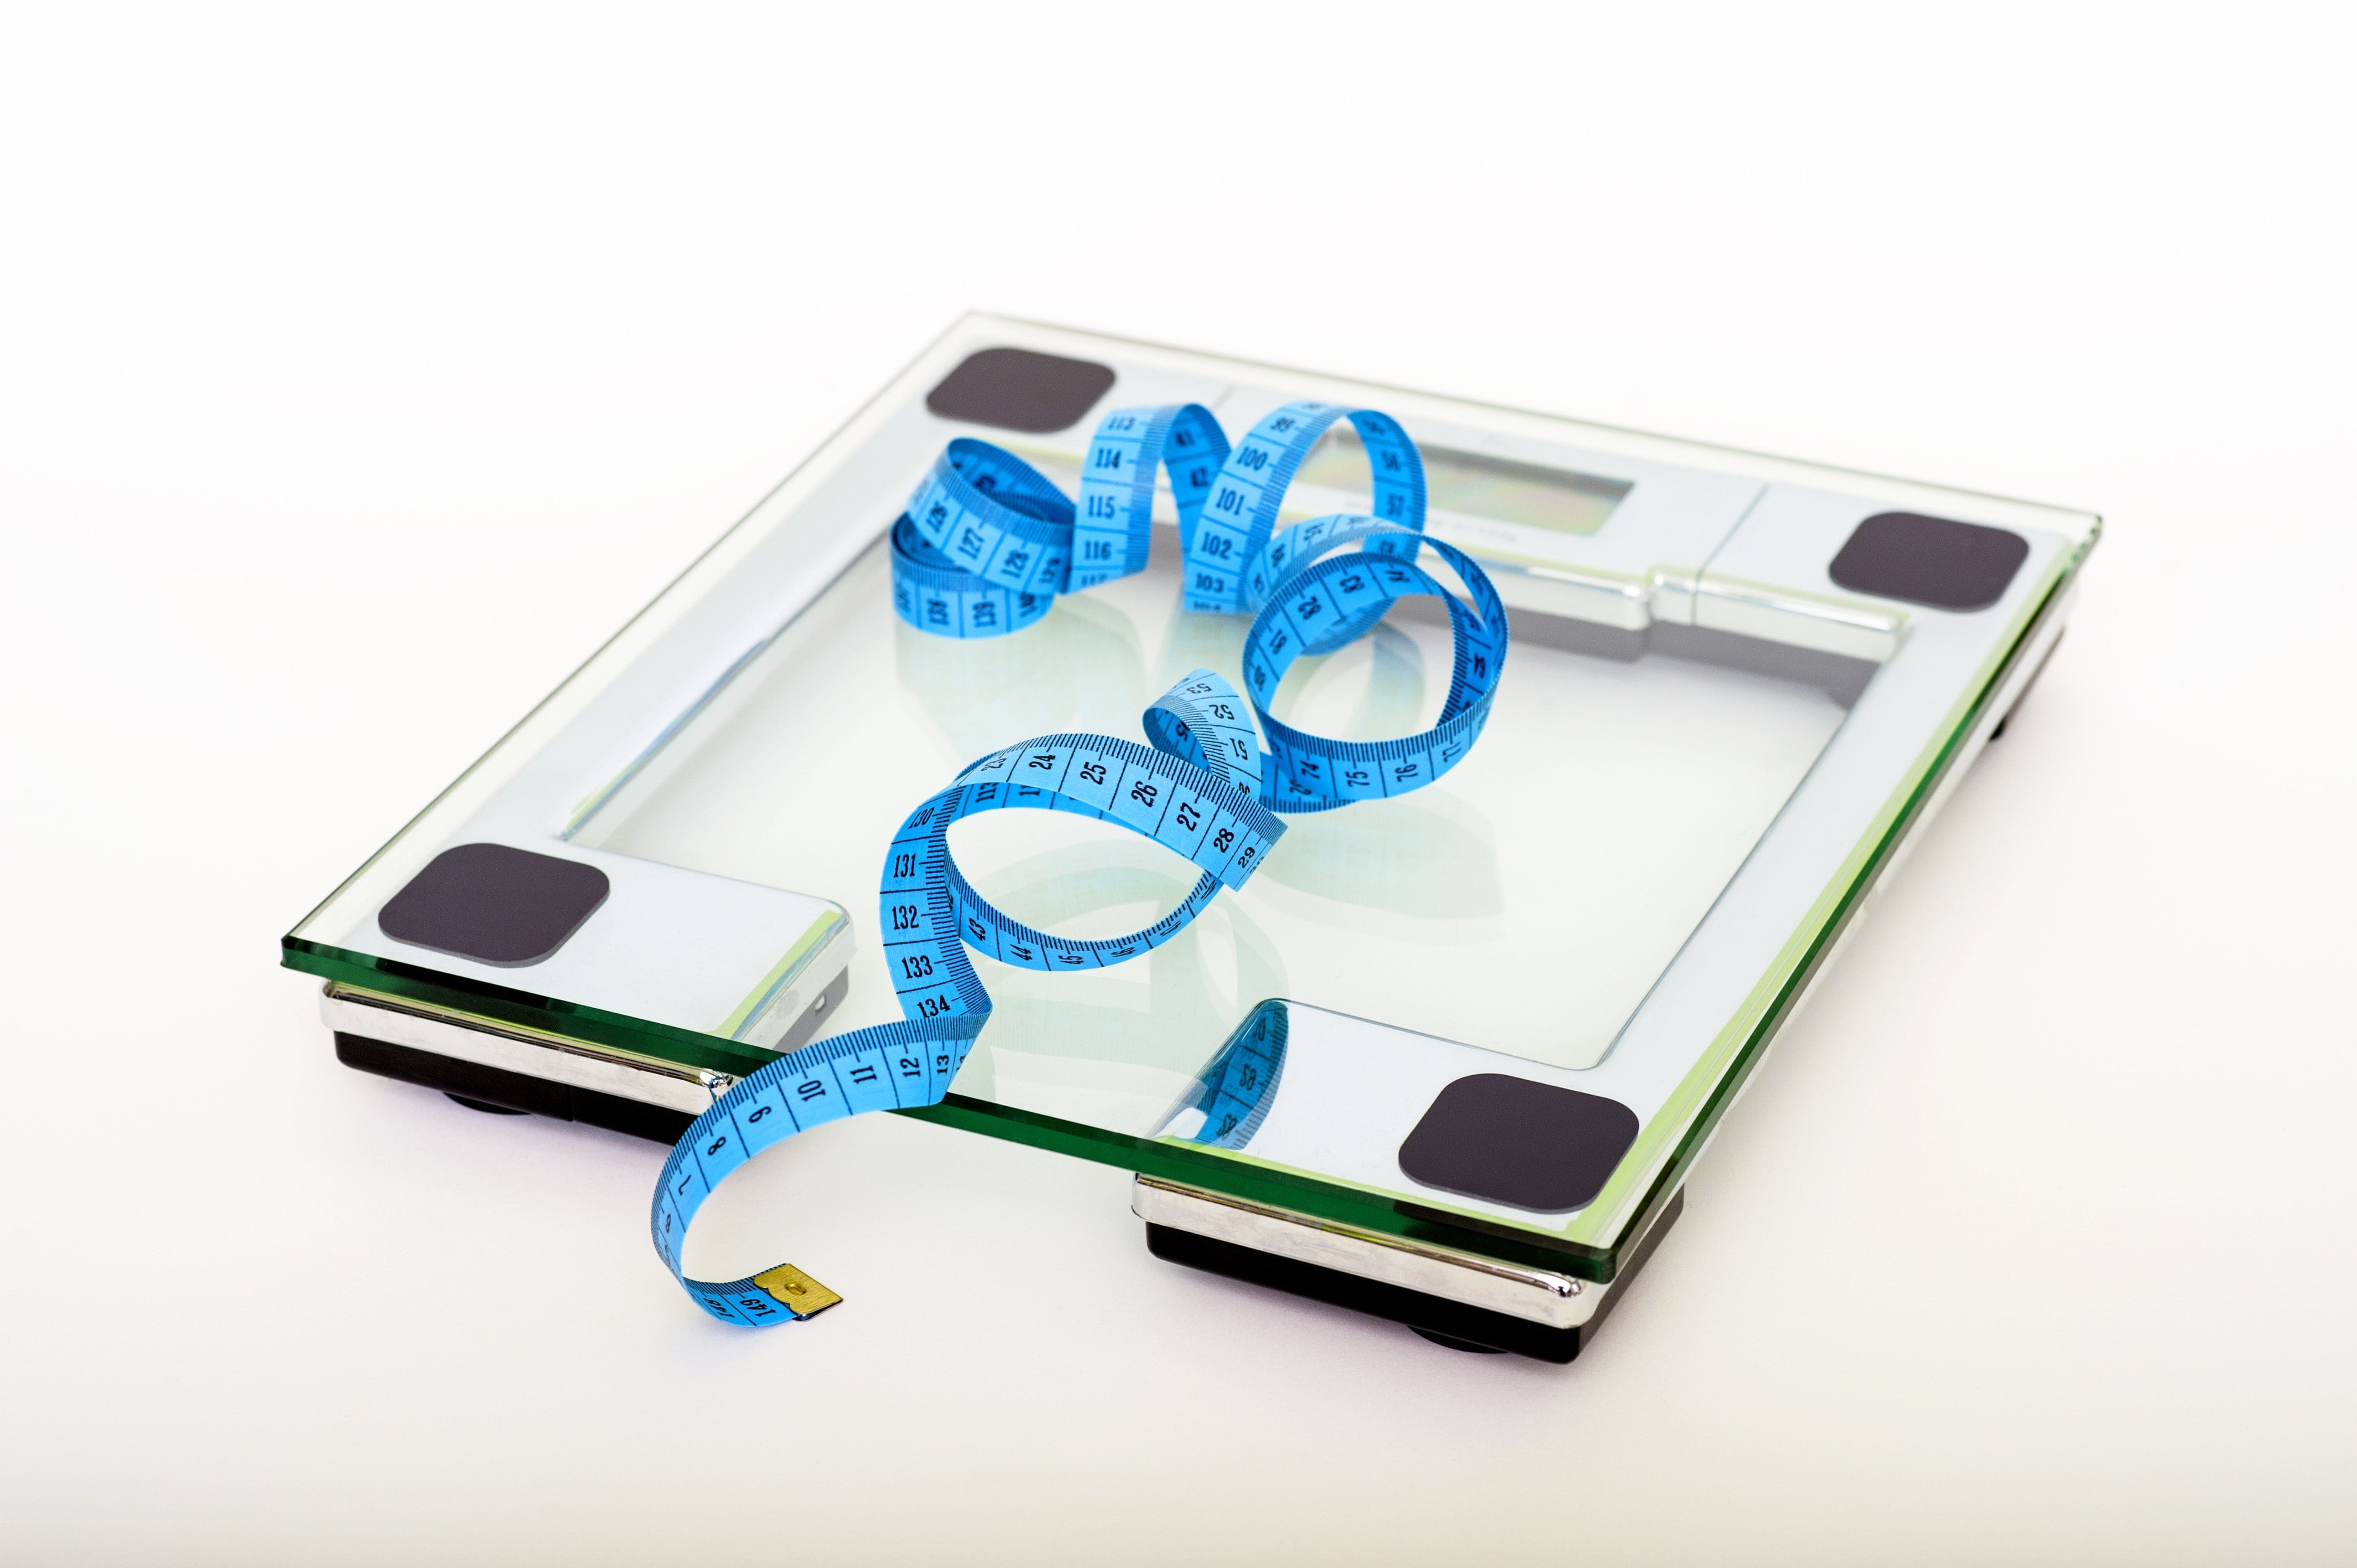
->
xmin=1144 ymin=1187 xmax=1683 ymax=1363
xmin=334 ymin=1033 xmax=697 ymax=1144
xmin=446 ymin=1093 xmax=528 ymax=1116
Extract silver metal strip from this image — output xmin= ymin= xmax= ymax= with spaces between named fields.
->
xmin=321 ymin=984 xmax=733 ymax=1116
xmin=1131 ymin=1174 xmax=1634 ymax=1330
xmin=1611 ymin=585 xmax=2081 ymax=1218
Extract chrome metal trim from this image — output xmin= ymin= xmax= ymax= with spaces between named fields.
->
xmin=321 ymin=983 xmax=734 ymax=1116
xmin=1131 ymin=1173 xmax=1659 ymax=1330
xmin=1649 ymin=582 xmax=2080 ymax=1195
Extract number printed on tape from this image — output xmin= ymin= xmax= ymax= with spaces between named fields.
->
xmin=652 ymin=400 xmax=1509 ymax=1328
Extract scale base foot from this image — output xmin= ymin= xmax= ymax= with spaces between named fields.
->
xmin=445 ymin=1093 xmax=529 ymax=1116
xmin=335 ymin=1033 xmax=696 ymax=1144
xmin=1144 ymin=1187 xmax=1682 ymax=1363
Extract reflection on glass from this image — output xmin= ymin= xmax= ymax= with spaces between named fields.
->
xmin=594 ymin=525 xmax=1849 ymax=1131
xmin=896 ymin=592 xmax=1145 ymax=760
xmin=1156 ymin=1000 xmax=1289 ymax=1150
xmin=1254 ymin=790 xmax=1504 ymax=928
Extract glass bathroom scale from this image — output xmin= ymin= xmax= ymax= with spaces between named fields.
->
xmin=282 ymin=316 xmax=2097 ymax=1360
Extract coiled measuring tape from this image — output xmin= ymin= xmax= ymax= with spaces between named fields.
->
xmin=653 ymin=400 xmax=1509 ymax=1328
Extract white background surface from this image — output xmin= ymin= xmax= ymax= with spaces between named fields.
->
xmin=3 ymin=4 xmax=2353 ymax=1563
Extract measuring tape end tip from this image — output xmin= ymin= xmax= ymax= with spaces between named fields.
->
xmin=753 ymin=1262 xmax=844 ymax=1318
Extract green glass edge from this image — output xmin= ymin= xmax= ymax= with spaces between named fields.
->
xmin=903 ymin=540 xmax=2088 ymax=1277
xmin=1552 ymin=540 xmax=2089 ymax=1256
xmin=281 ymin=939 xmax=781 ymax=1079
xmin=282 ymin=937 xmax=1618 ymax=1275
xmin=281 ymin=537 xmax=2087 ymax=1285
xmin=894 ymin=1096 xmax=1617 ymax=1277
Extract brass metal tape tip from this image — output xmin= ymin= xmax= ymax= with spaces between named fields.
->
xmin=753 ymin=1263 xmax=844 ymax=1317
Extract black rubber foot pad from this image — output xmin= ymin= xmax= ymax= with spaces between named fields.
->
xmin=1397 ymin=1074 xmax=1640 ymax=1213
xmin=1829 ymin=511 xmax=2030 ymax=611
xmin=377 ymin=843 xmax=610 ymax=967
xmin=925 ymin=347 xmax=1116 ymax=434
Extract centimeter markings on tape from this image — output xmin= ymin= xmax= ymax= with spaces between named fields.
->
xmin=1174 ymin=999 xmax=1290 ymax=1150
xmin=654 ymin=397 xmax=1511 ymax=1329
xmin=1244 ymin=515 xmax=1507 ymax=811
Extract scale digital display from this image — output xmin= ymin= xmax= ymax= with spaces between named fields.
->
xmin=1296 ymin=427 xmax=1632 ymax=537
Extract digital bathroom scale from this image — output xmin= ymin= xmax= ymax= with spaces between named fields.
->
xmin=282 ymin=316 xmax=2096 ymax=1360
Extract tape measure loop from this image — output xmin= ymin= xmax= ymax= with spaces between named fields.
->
xmin=1075 ymin=403 xmax=1228 ymax=589
xmin=891 ymin=518 xmax=1052 ymax=639
xmin=1241 ymin=525 xmax=1508 ymax=812
xmin=660 ymin=400 xmax=1509 ymax=1328
xmin=1171 ymin=998 xmax=1291 ymax=1149
xmin=896 ymin=405 xmax=1233 ymax=638
xmin=926 ymin=724 xmax=1280 ymax=972
xmin=1182 ymin=403 xmax=1429 ymax=615
xmin=907 ymin=438 xmax=1078 ymax=596
xmin=651 ymin=1012 xmax=985 ymax=1323
xmin=1143 ymin=668 xmax=1267 ymax=801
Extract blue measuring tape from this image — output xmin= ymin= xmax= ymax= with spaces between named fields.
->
xmin=1176 ymin=998 xmax=1290 ymax=1149
xmin=653 ymin=400 xmax=1508 ymax=1327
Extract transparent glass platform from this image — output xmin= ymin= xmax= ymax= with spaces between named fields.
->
xmin=284 ymin=316 xmax=2097 ymax=1280
xmin=584 ymin=525 xmax=1854 ymax=1139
